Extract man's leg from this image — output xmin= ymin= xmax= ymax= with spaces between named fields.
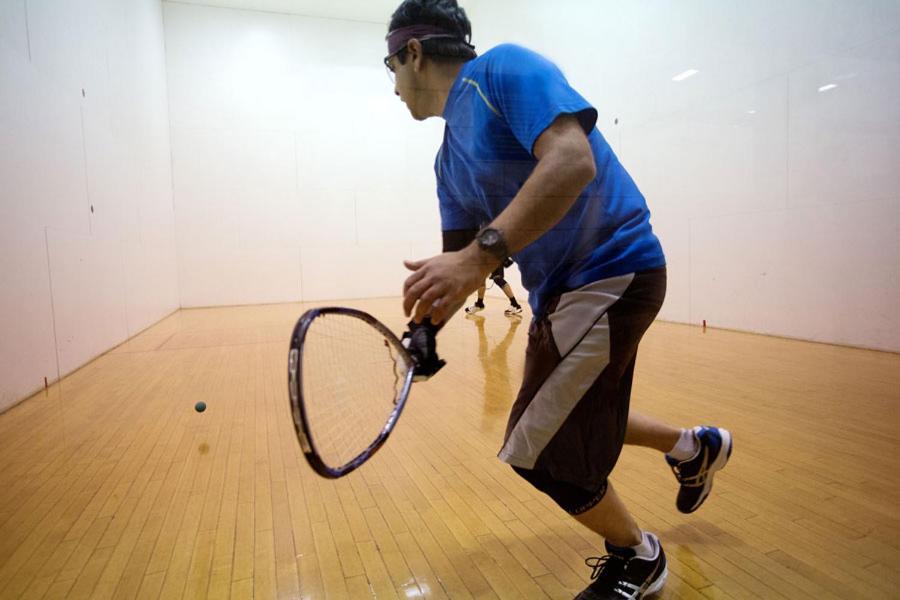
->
xmin=511 ymin=466 xmax=643 ymax=547
xmin=574 ymin=482 xmax=641 ymax=546
xmin=511 ymin=463 xmax=667 ymax=598
xmin=502 ymin=271 xmax=672 ymax=597
xmin=571 ymin=483 xmax=668 ymax=599
xmin=625 ymin=412 xmax=681 ymax=453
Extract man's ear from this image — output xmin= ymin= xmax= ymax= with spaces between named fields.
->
xmin=407 ymin=38 xmax=424 ymax=72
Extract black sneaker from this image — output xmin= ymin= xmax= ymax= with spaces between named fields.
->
xmin=666 ymin=426 xmax=733 ymax=513
xmin=575 ymin=533 xmax=667 ymax=599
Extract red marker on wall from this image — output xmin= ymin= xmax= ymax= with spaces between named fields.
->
xmin=702 ymin=319 xmax=707 ymax=333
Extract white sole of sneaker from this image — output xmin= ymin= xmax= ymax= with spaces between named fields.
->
xmin=643 ymin=565 xmax=668 ymax=597
xmin=709 ymin=428 xmax=732 ymax=474
xmin=689 ymin=428 xmax=732 ymax=512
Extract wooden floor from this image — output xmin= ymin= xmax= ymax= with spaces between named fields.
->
xmin=1 ymin=298 xmax=898 ymax=599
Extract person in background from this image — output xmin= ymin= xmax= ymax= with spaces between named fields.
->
xmin=464 ymin=258 xmax=523 ymax=316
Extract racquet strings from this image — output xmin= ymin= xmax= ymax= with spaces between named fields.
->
xmin=301 ymin=313 xmax=408 ymax=470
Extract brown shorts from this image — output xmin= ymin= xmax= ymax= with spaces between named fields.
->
xmin=499 ymin=268 xmax=667 ymax=491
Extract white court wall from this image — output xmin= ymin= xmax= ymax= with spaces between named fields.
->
xmin=163 ymin=2 xmax=443 ymax=308
xmin=164 ymin=0 xmax=899 ymax=351
xmin=0 ymin=0 xmax=178 ymax=412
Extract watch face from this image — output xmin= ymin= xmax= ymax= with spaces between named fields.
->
xmin=478 ymin=228 xmax=507 ymax=258
xmin=480 ymin=229 xmax=501 ymax=247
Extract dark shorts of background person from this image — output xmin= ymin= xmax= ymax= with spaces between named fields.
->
xmin=498 ymin=267 xmax=667 ymax=514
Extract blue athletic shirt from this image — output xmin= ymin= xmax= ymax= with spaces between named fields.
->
xmin=436 ymin=44 xmax=666 ymax=316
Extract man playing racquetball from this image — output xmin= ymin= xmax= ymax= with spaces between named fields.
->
xmin=388 ymin=1 xmax=733 ymax=598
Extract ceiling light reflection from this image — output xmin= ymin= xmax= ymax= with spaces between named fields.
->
xmin=671 ymin=69 xmax=699 ymax=82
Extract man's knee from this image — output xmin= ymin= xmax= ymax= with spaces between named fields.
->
xmin=512 ymin=466 xmax=608 ymax=515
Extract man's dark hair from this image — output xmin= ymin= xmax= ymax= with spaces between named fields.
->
xmin=389 ymin=0 xmax=477 ymax=65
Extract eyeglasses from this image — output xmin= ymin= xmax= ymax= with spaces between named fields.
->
xmin=383 ymin=48 xmax=405 ymax=83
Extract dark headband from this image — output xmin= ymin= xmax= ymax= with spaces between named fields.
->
xmin=386 ymin=24 xmax=473 ymax=55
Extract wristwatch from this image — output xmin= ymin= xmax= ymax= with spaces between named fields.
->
xmin=475 ymin=227 xmax=509 ymax=261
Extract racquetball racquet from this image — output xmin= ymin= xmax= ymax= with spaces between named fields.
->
xmin=287 ymin=307 xmax=415 ymax=478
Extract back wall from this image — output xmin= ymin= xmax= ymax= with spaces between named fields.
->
xmin=163 ymin=0 xmax=900 ymax=351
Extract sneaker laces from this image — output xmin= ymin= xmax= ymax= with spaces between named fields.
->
xmin=669 ymin=451 xmax=709 ymax=487
xmin=585 ymin=554 xmax=628 ymax=583
xmin=586 ymin=553 xmax=652 ymax=599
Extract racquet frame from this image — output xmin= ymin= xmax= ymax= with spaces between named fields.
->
xmin=287 ymin=307 xmax=415 ymax=478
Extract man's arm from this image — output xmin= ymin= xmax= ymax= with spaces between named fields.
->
xmin=464 ymin=114 xmax=595 ymax=260
xmin=403 ymin=115 xmax=595 ymax=324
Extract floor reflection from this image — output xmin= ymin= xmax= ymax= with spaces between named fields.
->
xmin=467 ymin=313 xmax=523 ymax=433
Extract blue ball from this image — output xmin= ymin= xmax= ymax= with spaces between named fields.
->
xmin=195 ymin=401 xmax=207 ymax=413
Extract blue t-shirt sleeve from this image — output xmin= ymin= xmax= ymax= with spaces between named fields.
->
xmin=437 ymin=178 xmax=477 ymax=231
xmin=486 ymin=45 xmax=598 ymax=154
